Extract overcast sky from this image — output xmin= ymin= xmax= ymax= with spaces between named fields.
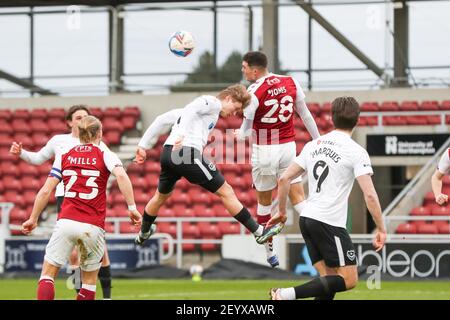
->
xmin=0 ymin=0 xmax=448 ymax=96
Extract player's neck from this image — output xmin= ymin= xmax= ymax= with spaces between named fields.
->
xmin=255 ymin=71 xmax=269 ymax=81
xmin=335 ymin=128 xmax=353 ymax=136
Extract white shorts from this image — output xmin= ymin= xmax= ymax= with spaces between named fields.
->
xmin=251 ymin=141 xmax=302 ymax=192
xmin=44 ymin=219 xmax=105 ymax=272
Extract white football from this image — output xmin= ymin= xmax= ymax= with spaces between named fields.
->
xmin=169 ymin=30 xmax=195 ymax=57
xmin=189 ymin=264 xmax=204 ymax=276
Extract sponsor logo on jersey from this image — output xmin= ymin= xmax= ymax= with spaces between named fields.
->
xmin=266 ymin=78 xmax=281 ymax=86
xmin=75 ymin=145 xmax=92 ymax=153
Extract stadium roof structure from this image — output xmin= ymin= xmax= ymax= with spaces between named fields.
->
xmin=0 ymin=0 xmax=210 ymax=6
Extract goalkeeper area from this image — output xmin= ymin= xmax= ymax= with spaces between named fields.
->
xmin=0 ymin=279 xmax=449 ymax=300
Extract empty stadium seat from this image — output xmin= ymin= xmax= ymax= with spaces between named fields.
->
xmin=360 ymin=102 xmax=379 ymax=112
xmin=48 ymin=108 xmax=66 ymax=119
xmin=380 ymin=101 xmax=399 ymax=111
xmin=396 ymin=223 xmax=417 ymax=234
xmin=12 ymin=109 xmax=30 ymax=120
xmin=399 ymin=101 xmax=419 ymax=111
xmin=144 ymin=162 xmax=160 ymax=174
xmin=410 ymin=206 xmax=430 ymax=216
xmin=30 ymin=108 xmax=48 ymax=120
xmin=119 ymin=222 xmax=138 ymax=234
xmin=417 ymin=224 xmax=438 ymax=234
xmin=218 ymin=222 xmax=241 ymax=235
xmin=420 ymin=101 xmax=440 ymax=111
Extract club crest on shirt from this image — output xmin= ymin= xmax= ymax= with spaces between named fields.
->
xmin=208 ymin=162 xmax=216 ymax=171
xmin=208 ymin=122 xmax=215 ymax=130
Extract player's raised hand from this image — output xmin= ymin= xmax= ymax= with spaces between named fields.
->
xmin=134 ymin=147 xmax=147 ymax=164
xmin=9 ymin=141 xmax=22 ymax=156
xmin=266 ymin=212 xmax=287 ymax=228
xmin=435 ymin=193 xmax=448 ymax=206
xmin=128 ymin=209 xmax=142 ymax=226
xmin=373 ymin=229 xmax=386 ymax=252
xmin=22 ymin=218 xmax=38 ymax=235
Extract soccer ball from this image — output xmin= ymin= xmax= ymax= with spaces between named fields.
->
xmin=189 ymin=264 xmax=204 ymax=276
xmin=189 ymin=264 xmax=203 ymax=282
xmin=168 ymin=30 xmax=195 ymax=57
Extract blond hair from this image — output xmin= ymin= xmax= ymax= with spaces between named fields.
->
xmin=217 ymin=84 xmax=251 ymax=110
xmin=78 ymin=115 xmax=102 ymax=144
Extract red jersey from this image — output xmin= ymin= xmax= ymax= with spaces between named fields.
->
xmin=49 ymin=143 xmax=122 ymax=229
xmin=245 ymin=73 xmax=306 ymax=145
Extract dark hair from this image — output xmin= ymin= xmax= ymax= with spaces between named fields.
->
xmin=243 ymin=51 xmax=268 ymax=69
xmin=66 ymin=104 xmax=90 ymax=121
xmin=331 ymin=97 xmax=360 ymax=130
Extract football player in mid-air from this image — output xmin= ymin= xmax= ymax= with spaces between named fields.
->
xmin=237 ymin=51 xmax=320 ymax=267
xmin=134 ymin=84 xmax=285 ymax=247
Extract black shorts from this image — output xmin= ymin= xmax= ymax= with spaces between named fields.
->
xmin=158 ymin=145 xmax=225 ymax=194
xmin=299 ymin=216 xmax=357 ymax=268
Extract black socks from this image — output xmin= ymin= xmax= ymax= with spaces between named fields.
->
xmin=233 ymin=207 xmax=260 ymax=233
xmin=141 ymin=211 xmax=157 ymax=233
xmin=98 ymin=265 xmax=112 ymax=299
xmin=294 ymin=275 xmax=346 ymax=299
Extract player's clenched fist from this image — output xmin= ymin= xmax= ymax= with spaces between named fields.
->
xmin=22 ymin=218 xmax=38 ymax=235
xmin=134 ymin=147 xmax=147 ymax=164
xmin=9 ymin=141 xmax=22 ymax=156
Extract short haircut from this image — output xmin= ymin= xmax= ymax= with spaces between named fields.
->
xmin=78 ymin=116 xmax=102 ymax=144
xmin=243 ymin=51 xmax=268 ymax=69
xmin=66 ymin=104 xmax=90 ymax=121
xmin=217 ymin=84 xmax=251 ymax=109
xmin=331 ymin=96 xmax=360 ymax=130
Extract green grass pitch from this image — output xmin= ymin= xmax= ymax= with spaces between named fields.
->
xmin=0 ymin=279 xmax=449 ymax=300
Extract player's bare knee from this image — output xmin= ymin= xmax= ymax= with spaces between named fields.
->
xmin=343 ymin=273 xmax=358 ymax=290
xmin=217 ymin=182 xmax=235 ymax=200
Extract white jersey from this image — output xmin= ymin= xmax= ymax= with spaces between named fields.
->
xmin=164 ymin=95 xmax=221 ymax=152
xmin=294 ymin=130 xmax=374 ymax=228
xmin=138 ymin=108 xmax=183 ymax=150
xmin=20 ymin=133 xmax=109 ymax=197
xmin=437 ymin=148 xmax=450 ymax=174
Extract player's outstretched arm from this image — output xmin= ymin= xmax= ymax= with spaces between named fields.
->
xmin=268 ymin=163 xmax=304 ymax=227
xmin=137 ymin=108 xmax=182 ymax=152
xmin=431 ymin=169 xmax=448 ymax=205
xmin=356 ymin=174 xmax=387 ymax=252
xmin=10 ymin=137 xmax=55 ymax=165
xmin=113 ymin=166 xmax=142 ymax=226
xmin=22 ymin=177 xmax=60 ymax=235
xmin=295 ymin=99 xmax=320 ymax=139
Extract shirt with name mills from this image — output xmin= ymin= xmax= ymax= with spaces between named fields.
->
xmin=50 ymin=143 xmax=122 ymax=229
xmin=20 ymin=133 xmax=109 ymax=197
xmin=294 ymin=130 xmax=374 ymax=228
xmin=164 ymin=95 xmax=221 ymax=152
xmin=437 ymin=148 xmax=450 ymax=174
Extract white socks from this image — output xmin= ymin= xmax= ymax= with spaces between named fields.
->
xmin=293 ymin=201 xmax=306 ymax=216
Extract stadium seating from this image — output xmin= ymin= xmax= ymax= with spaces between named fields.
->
xmin=1 ymin=105 xmax=141 ymax=234
xmin=2 ymin=100 xmax=449 ymax=240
